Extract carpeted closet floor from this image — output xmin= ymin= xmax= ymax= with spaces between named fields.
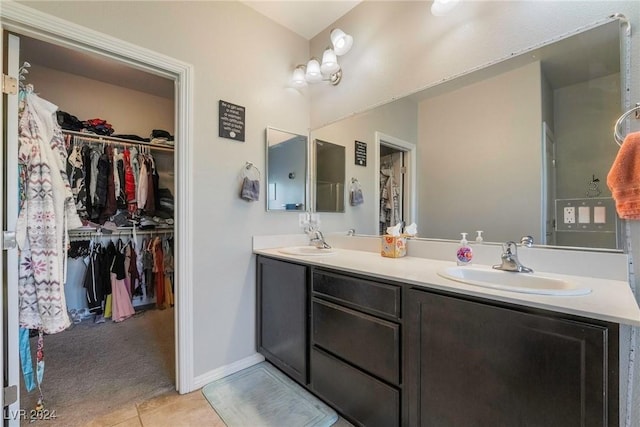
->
xmin=19 ymin=307 xmax=175 ymax=427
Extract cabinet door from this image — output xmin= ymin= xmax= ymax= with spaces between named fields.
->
xmin=405 ymin=290 xmax=617 ymax=427
xmin=257 ymin=256 xmax=308 ymax=385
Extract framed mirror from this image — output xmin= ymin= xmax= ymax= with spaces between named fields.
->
xmin=310 ymin=18 xmax=628 ymax=251
xmin=315 ymin=139 xmax=345 ymax=212
xmin=266 ymin=127 xmax=308 ymax=211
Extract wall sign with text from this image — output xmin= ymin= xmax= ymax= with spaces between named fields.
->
xmin=355 ymin=140 xmax=367 ymax=166
xmin=219 ymin=100 xmax=245 ymax=142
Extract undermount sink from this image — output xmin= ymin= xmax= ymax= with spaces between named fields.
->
xmin=278 ymin=246 xmax=337 ymax=256
xmin=437 ymin=266 xmax=591 ymax=296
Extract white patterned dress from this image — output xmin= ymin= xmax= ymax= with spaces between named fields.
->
xmin=16 ymin=87 xmax=83 ymax=334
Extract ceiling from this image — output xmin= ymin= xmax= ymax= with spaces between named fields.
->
xmin=240 ymin=0 xmax=361 ymax=40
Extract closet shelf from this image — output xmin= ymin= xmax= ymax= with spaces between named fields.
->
xmin=62 ymin=129 xmax=175 ymax=152
xmin=69 ymin=226 xmax=174 ymax=241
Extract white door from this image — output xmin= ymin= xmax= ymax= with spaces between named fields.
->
xmin=542 ymin=122 xmax=557 ymax=245
xmin=2 ymin=32 xmax=22 ymax=426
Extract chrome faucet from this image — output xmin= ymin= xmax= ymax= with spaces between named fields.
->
xmin=493 ymin=240 xmax=533 ymax=273
xmin=309 ymin=230 xmax=331 ymax=249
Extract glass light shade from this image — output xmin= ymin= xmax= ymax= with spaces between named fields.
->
xmin=320 ymin=48 xmax=340 ymax=75
xmin=330 ymin=28 xmax=353 ymax=56
xmin=431 ymin=0 xmax=460 ymax=16
xmin=291 ymin=65 xmax=307 ymax=88
xmin=305 ymin=58 xmax=322 ymax=83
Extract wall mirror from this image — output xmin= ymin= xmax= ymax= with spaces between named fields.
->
xmin=311 ymin=18 xmax=628 ymax=251
xmin=266 ymin=127 xmax=307 ymax=211
xmin=315 ymin=139 xmax=345 ymax=212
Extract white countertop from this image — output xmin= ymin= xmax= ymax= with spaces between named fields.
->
xmin=254 ymin=247 xmax=640 ymax=327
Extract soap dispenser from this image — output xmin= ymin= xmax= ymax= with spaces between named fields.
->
xmin=456 ymin=233 xmax=473 ymax=266
xmin=475 ymin=230 xmax=484 ymax=244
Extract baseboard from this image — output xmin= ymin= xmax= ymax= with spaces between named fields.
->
xmin=193 ymin=353 xmax=265 ymax=390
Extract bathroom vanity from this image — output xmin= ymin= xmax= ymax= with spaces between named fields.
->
xmin=255 ymin=245 xmax=638 ymax=427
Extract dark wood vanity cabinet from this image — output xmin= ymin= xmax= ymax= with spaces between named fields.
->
xmin=405 ymin=289 xmax=619 ymax=427
xmin=256 ymin=255 xmax=620 ymax=427
xmin=256 ymin=256 xmax=309 ymax=385
xmin=310 ymin=270 xmax=402 ymax=427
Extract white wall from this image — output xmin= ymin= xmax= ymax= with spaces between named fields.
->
xmin=554 ymin=73 xmax=621 ymax=249
xmin=26 ymin=65 xmax=174 ymax=137
xmin=555 ymin=73 xmax=620 ymax=199
xmin=418 ymin=61 xmax=542 ymax=243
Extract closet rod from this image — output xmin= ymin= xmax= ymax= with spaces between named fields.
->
xmin=69 ymin=227 xmax=174 ymax=239
xmin=62 ymin=129 xmax=175 ymax=153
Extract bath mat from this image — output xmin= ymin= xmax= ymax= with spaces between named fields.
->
xmin=202 ymin=362 xmax=338 ymax=427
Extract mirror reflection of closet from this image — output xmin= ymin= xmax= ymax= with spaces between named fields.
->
xmin=315 ymin=139 xmax=345 ymax=213
xmin=265 ymin=127 xmax=308 ymax=211
xmin=380 ymin=145 xmax=405 ymax=234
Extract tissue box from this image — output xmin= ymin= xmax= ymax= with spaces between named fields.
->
xmin=381 ymin=235 xmax=407 ymax=258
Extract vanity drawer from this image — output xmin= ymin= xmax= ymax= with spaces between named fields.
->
xmin=312 ymin=270 xmax=401 ymax=319
xmin=312 ymin=299 xmax=400 ymax=385
xmin=311 ymin=347 xmax=400 ymax=427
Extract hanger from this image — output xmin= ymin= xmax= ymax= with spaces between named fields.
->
xmin=18 ymin=61 xmax=31 ymax=91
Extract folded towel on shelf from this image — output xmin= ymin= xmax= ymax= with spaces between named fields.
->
xmin=240 ymin=177 xmax=260 ymax=202
xmin=607 ymin=131 xmax=640 ymax=219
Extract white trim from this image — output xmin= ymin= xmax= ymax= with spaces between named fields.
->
xmin=374 ymin=132 xmax=417 ymax=234
xmin=0 ymin=2 xmax=196 ymax=393
xmin=193 ymin=353 xmax=265 ymax=390
xmin=5 ymin=33 xmax=21 ymax=426
xmin=0 ymin=25 xmax=5 ymax=416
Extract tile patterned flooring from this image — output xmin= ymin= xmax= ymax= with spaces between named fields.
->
xmin=85 ymin=390 xmax=225 ymax=427
xmin=85 ymin=389 xmax=353 ymax=427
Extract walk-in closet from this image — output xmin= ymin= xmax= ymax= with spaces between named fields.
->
xmin=13 ymin=33 xmax=178 ymax=425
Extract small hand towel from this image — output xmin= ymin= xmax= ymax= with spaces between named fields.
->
xmin=240 ymin=177 xmax=260 ymax=201
xmin=607 ymin=131 xmax=640 ymax=219
xmin=350 ymin=188 xmax=364 ymax=206
xmin=349 ymin=179 xmax=364 ymax=206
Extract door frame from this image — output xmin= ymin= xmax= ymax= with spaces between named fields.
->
xmin=541 ymin=121 xmax=557 ymax=246
xmin=374 ymin=132 xmax=416 ymax=235
xmin=0 ymin=1 xmax=195 ymax=396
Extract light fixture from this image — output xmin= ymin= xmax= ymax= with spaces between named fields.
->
xmin=320 ymin=48 xmax=340 ymax=75
xmin=330 ymin=28 xmax=353 ymax=56
xmin=305 ymin=58 xmax=323 ymax=83
xmin=431 ymin=0 xmax=460 ymax=16
xmin=292 ymin=65 xmax=307 ymax=88
xmin=290 ymin=28 xmax=353 ymax=87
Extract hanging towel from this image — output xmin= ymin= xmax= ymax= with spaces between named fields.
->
xmin=607 ymin=131 xmax=640 ymax=219
xmin=350 ymin=180 xmax=364 ymax=206
xmin=240 ymin=177 xmax=260 ymax=201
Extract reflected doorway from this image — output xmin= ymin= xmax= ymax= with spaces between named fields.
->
xmin=375 ymin=132 xmax=416 ymax=235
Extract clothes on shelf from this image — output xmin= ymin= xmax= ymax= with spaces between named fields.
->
xmin=63 ymin=132 xmax=174 ymax=227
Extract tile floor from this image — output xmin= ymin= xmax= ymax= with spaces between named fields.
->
xmin=85 ymin=389 xmax=353 ymax=427
xmin=85 ymin=390 xmax=224 ymax=427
